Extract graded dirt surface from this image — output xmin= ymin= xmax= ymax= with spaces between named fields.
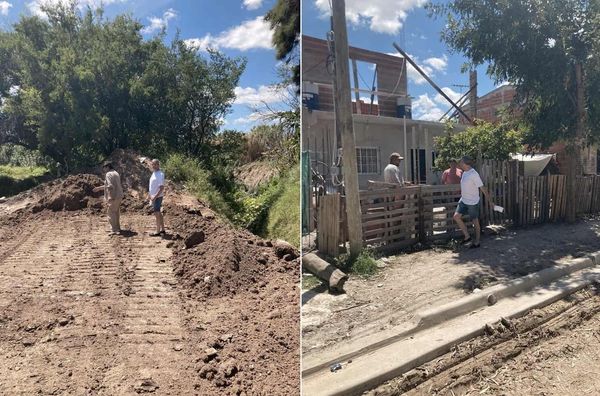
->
xmin=367 ymin=287 xmax=600 ymax=395
xmin=302 ymin=219 xmax=600 ymax=356
xmin=0 ymin=151 xmax=300 ymax=395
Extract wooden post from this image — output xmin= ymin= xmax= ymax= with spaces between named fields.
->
xmin=418 ymin=186 xmax=425 ymax=243
xmin=567 ymin=62 xmax=587 ymax=223
xmin=332 ymin=0 xmax=363 ymax=257
xmin=403 ymin=116 xmax=408 ymax=179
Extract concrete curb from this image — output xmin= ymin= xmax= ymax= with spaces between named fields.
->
xmin=415 ymin=254 xmax=597 ymax=327
xmin=302 ymin=265 xmax=600 ymax=396
xmin=302 ymin=251 xmax=600 ymax=378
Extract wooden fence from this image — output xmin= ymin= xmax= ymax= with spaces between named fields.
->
xmin=316 ymin=160 xmax=600 ymax=255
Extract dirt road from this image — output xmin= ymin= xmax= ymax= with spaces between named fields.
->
xmin=0 ymin=150 xmax=300 ymax=395
xmin=302 ymin=219 xmax=600 ymax=355
xmin=0 ymin=213 xmax=197 ymax=395
xmin=368 ymin=287 xmax=600 ymax=395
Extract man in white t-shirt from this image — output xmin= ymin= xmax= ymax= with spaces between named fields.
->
xmin=383 ymin=153 xmax=405 ymax=185
xmin=148 ymin=159 xmax=165 ymax=236
xmin=453 ymin=156 xmax=493 ymax=248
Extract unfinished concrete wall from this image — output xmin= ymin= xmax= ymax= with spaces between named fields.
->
xmin=302 ymin=35 xmax=407 ymax=118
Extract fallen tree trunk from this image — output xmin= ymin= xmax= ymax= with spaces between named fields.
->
xmin=302 ymin=253 xmax=348 ymax=293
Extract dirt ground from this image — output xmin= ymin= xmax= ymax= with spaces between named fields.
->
xmin=0 ymin=151 xmax=299 ymax=395
xmin=302 ymin=219 xmax=600 ymax=355
xmin=368 ymin=286 xmax=600 ymax=395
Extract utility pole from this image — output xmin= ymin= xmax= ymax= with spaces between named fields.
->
xmin=469 ymin=70 xmax=477 ymax=120
xmin=331 ymin=0 xmax=363 ymax=257
xmin=566 ymin=62 xmax=586 ymax=223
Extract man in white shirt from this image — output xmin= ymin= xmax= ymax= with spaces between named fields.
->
xmin=453 ymin=156 xmax=493 ymax=248
xmin=383 ymin=153 xmax=405 ymax=185
xmin=148 ymin=159 xmax=165 ymax=236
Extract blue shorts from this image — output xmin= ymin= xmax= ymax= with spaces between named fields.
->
xmin=456 ymin=201 xmax=480 ymax=219
xmin=152 ymin=196 xmax=163 ymax=212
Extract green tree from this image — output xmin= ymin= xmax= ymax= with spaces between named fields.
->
xmin=428 ymin=0 xmax=600 ymax=221
xmin=434 ymin=120 xmax=524 ymax=170
xmin=265 ymin=0 xmax=300 ymax=88
xmin=0 ymin=2 xmax=245 ymax=168
xmin=429 ymin=0 xmax=600 ymax=145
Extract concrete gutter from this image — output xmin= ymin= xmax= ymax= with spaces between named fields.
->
xmin=302 ymin=264 xmax=600 ymax=395
xmin=302 ymin=252 xmax=600 ymax=390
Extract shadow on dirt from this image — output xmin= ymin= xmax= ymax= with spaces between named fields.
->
xmin=451 ymin=219 xmax=600 ymax=292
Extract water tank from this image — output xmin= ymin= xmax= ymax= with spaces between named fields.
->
xmin=396 ymin=96 xmax=412 ymax=119
xmin=302 ymin=82 xmax=319 ymax=111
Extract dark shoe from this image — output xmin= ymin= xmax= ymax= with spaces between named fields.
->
xmin=461 ymin=237 xmax=472 ymax=245
xmin=150 ymin=232 xmax=161 ymax=237
xmin=159 ymin=230 xmax=166 ymax=236
xmin=469 ymin=243 xmax=481 ymax=249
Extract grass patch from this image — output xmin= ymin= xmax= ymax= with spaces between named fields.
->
xmin=265 ymin=166 xmax=300 ymax=247
xmin=0 ymin=165 xmax=48 ymax=180
xmin=302 ymin=273 xmax=322 ymax=290
xmin=337 ymin=249 xmax=378 ymax=277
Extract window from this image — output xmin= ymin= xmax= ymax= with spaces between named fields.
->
xmin=356 ymin=147 xmax=379 ymax=174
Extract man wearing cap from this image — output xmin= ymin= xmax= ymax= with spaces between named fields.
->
xmin=453 ymin=156 xmax=493 ymax=248
xmin=384 ymin=153 xmax=405 ymax=185
xmin=93 ymin=162 xmax=123 ymax=235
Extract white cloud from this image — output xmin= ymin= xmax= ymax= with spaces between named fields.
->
xmin=243 ymin=0 xmax=263 ymax=10
xmin=359 ymin=96 xmax=378 ymax=104
xmin=423 ymin=55 xmax=448 ymax=72
xmin=234 ymin=85 xmax=284 ymax=105
xmin=27 ymin=0 xmax=125 ymax=17
xmin=386 ymin=51 xmax=448 ymax=85
xmin=185 ymin=16 xmax=273 ymax=52
xmin=314 ymin=0 xmax=427 ymax=35
xmin=433 ymin=87 xmax=461 ymax=107
xmin=141 ymin=8 xmax=177 ymax=35
xmin=0 ymin=1 xmax=12 ymax=15
xmin=412 ymin=93 xmax=445 ymax=121
xmin=232 ymin=112 xmax=262 ymax=125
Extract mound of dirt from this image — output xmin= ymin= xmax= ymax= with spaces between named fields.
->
xmin=163 ymin=201 xmax=300 ymax=393
xmin=165 ymin=202 xmax=298 ymax=299
xmin=31 ymin=174 xmax=104 ymax=213
xmin=98 ymin=149 xmax=153 ymax=198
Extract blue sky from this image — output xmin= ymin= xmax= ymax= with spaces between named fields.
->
xmin=302 ymin=0 xmax=503 ymax=121
xmin=0 ymin=0 xmax=286 ymax=131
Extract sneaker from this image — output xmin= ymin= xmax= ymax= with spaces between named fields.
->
xmin=149 ymin=232 xmax=161 ymax=237
xmin=460 ymin=237 xmax=472 ymax=245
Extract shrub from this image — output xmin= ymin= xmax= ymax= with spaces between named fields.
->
xmin=434 ymin=120 xmax=523 ymax=170
xmin=337 ymin=249 xmax=378 ymax=277
xmin=163 ymin=153 xmax=232 ymax=218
